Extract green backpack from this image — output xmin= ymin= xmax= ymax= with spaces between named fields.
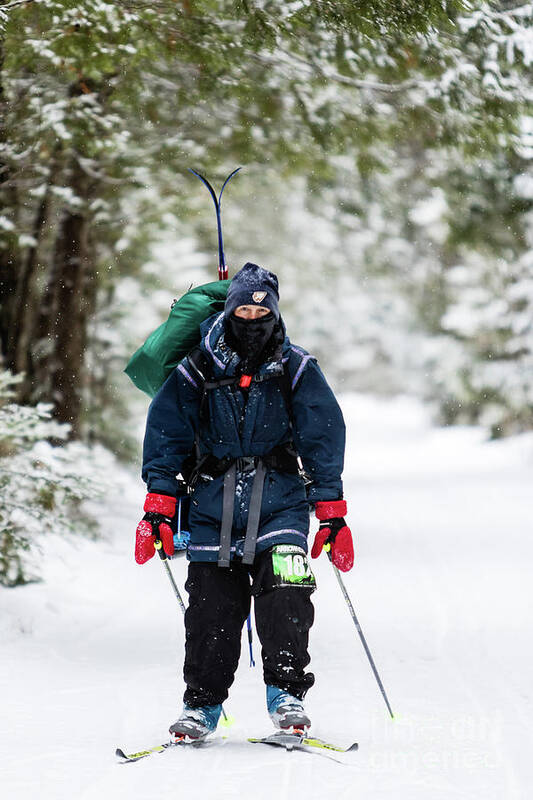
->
xmin=124 ymin=280 xmax=230 ymax=397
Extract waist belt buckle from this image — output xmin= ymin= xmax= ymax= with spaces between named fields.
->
xmin=236 ymin=456 xmax=257 ymax=474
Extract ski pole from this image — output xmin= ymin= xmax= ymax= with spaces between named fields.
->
xmin=325 ymin=546 xmax=395 ymax=719
xmin=246 ymin=613 xmax=255 ymax=667
xmin=189 ymin=167 xmax=242 ymax=280
xmin=155 ymin=538 xmax=186 ymax=613
xmin=154 ymin=539 xmax=230 ymax=724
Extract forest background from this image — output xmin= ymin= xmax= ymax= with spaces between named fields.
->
xmin=0 ymin=0 xmax=532 ymax=585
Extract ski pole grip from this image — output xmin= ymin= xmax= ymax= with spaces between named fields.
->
xmin=154 ymin=538 xmax=167 ymax=561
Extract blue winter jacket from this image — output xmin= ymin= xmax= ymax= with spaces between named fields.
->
xmin=142 ymin=312 xmax=345 ymax=563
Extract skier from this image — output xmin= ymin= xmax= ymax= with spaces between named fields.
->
xmin=135 ymin=262 xmax=354 ymax=740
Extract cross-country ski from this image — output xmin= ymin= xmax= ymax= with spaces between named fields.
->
xmin=115 ymin=732 xmax=358 ymax=764
xmin=115 ymin=737 xmax=220 ymax=763
xmin=248 ymin=732 xmax=359 ymax=763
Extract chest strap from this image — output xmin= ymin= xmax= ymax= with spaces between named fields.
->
xmin=187 ymin=345 xmax=293 ymax=426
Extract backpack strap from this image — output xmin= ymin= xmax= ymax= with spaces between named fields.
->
xmin=279 ymin=361 xmax=293 ymax=428
xmin=183 ymin=347 xmax=209 ymax=468
xmin=187 ymin=345 xmax=237 ymax=422
xmin=186 ymin=345 xmax=210 ymax=385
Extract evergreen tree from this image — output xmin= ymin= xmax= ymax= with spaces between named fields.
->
xmin=0 ymin=370 xmax=106 ymax=585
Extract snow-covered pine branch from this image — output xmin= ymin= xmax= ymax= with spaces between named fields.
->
xmin=0 ymin=372 xmax=111 ymax=587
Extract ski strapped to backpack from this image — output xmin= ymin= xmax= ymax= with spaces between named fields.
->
xmin=181 ymin=344 xmax=308 ymax=568
xmin=188 ymin=167 xmax=241 ymax=281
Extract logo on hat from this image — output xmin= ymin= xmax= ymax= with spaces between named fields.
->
xmin=252 ymin=291 xmax=267 ymax=303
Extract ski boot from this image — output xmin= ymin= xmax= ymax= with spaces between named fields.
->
xmin=266 ymin=685 xmax=311 ymax=733
xmin=169 ymin=703 xmax=222 ymax=742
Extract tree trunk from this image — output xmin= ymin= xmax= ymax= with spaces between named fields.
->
xmin=36 ymin=156 xmax=94 ymax=436
xmin=0 ymin=231 xmax=19 ymax=371
xmin=11 ymin=180 xmax=53 ymax=391
xmin=0 ymin=39 xmax=20 ymax=370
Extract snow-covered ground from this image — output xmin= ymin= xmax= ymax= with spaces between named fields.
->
xmin=2 ymin=394 xmax=532 ymax=799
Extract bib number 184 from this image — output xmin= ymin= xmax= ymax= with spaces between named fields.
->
xmin=271 ymin=545 xmax=316 ymax=588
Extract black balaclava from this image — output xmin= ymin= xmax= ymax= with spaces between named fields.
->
xmin=226 ymin=312 xmax=278 ymax=372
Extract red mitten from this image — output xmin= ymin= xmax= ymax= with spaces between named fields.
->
xmin=311 ymin=500 xmax=354 ymax=572
xmin=135 ymin=493 xmax=176 ymax=565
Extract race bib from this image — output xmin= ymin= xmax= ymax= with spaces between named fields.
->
xmin=271 ymin=544 xmax=316 ymax=589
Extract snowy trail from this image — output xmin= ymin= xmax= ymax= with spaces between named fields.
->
xmin=2 ymin=394 xmax=532 ymax=799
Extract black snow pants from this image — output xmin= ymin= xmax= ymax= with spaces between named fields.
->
xmin=183 ymin=548 xmax=315 ymax=708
